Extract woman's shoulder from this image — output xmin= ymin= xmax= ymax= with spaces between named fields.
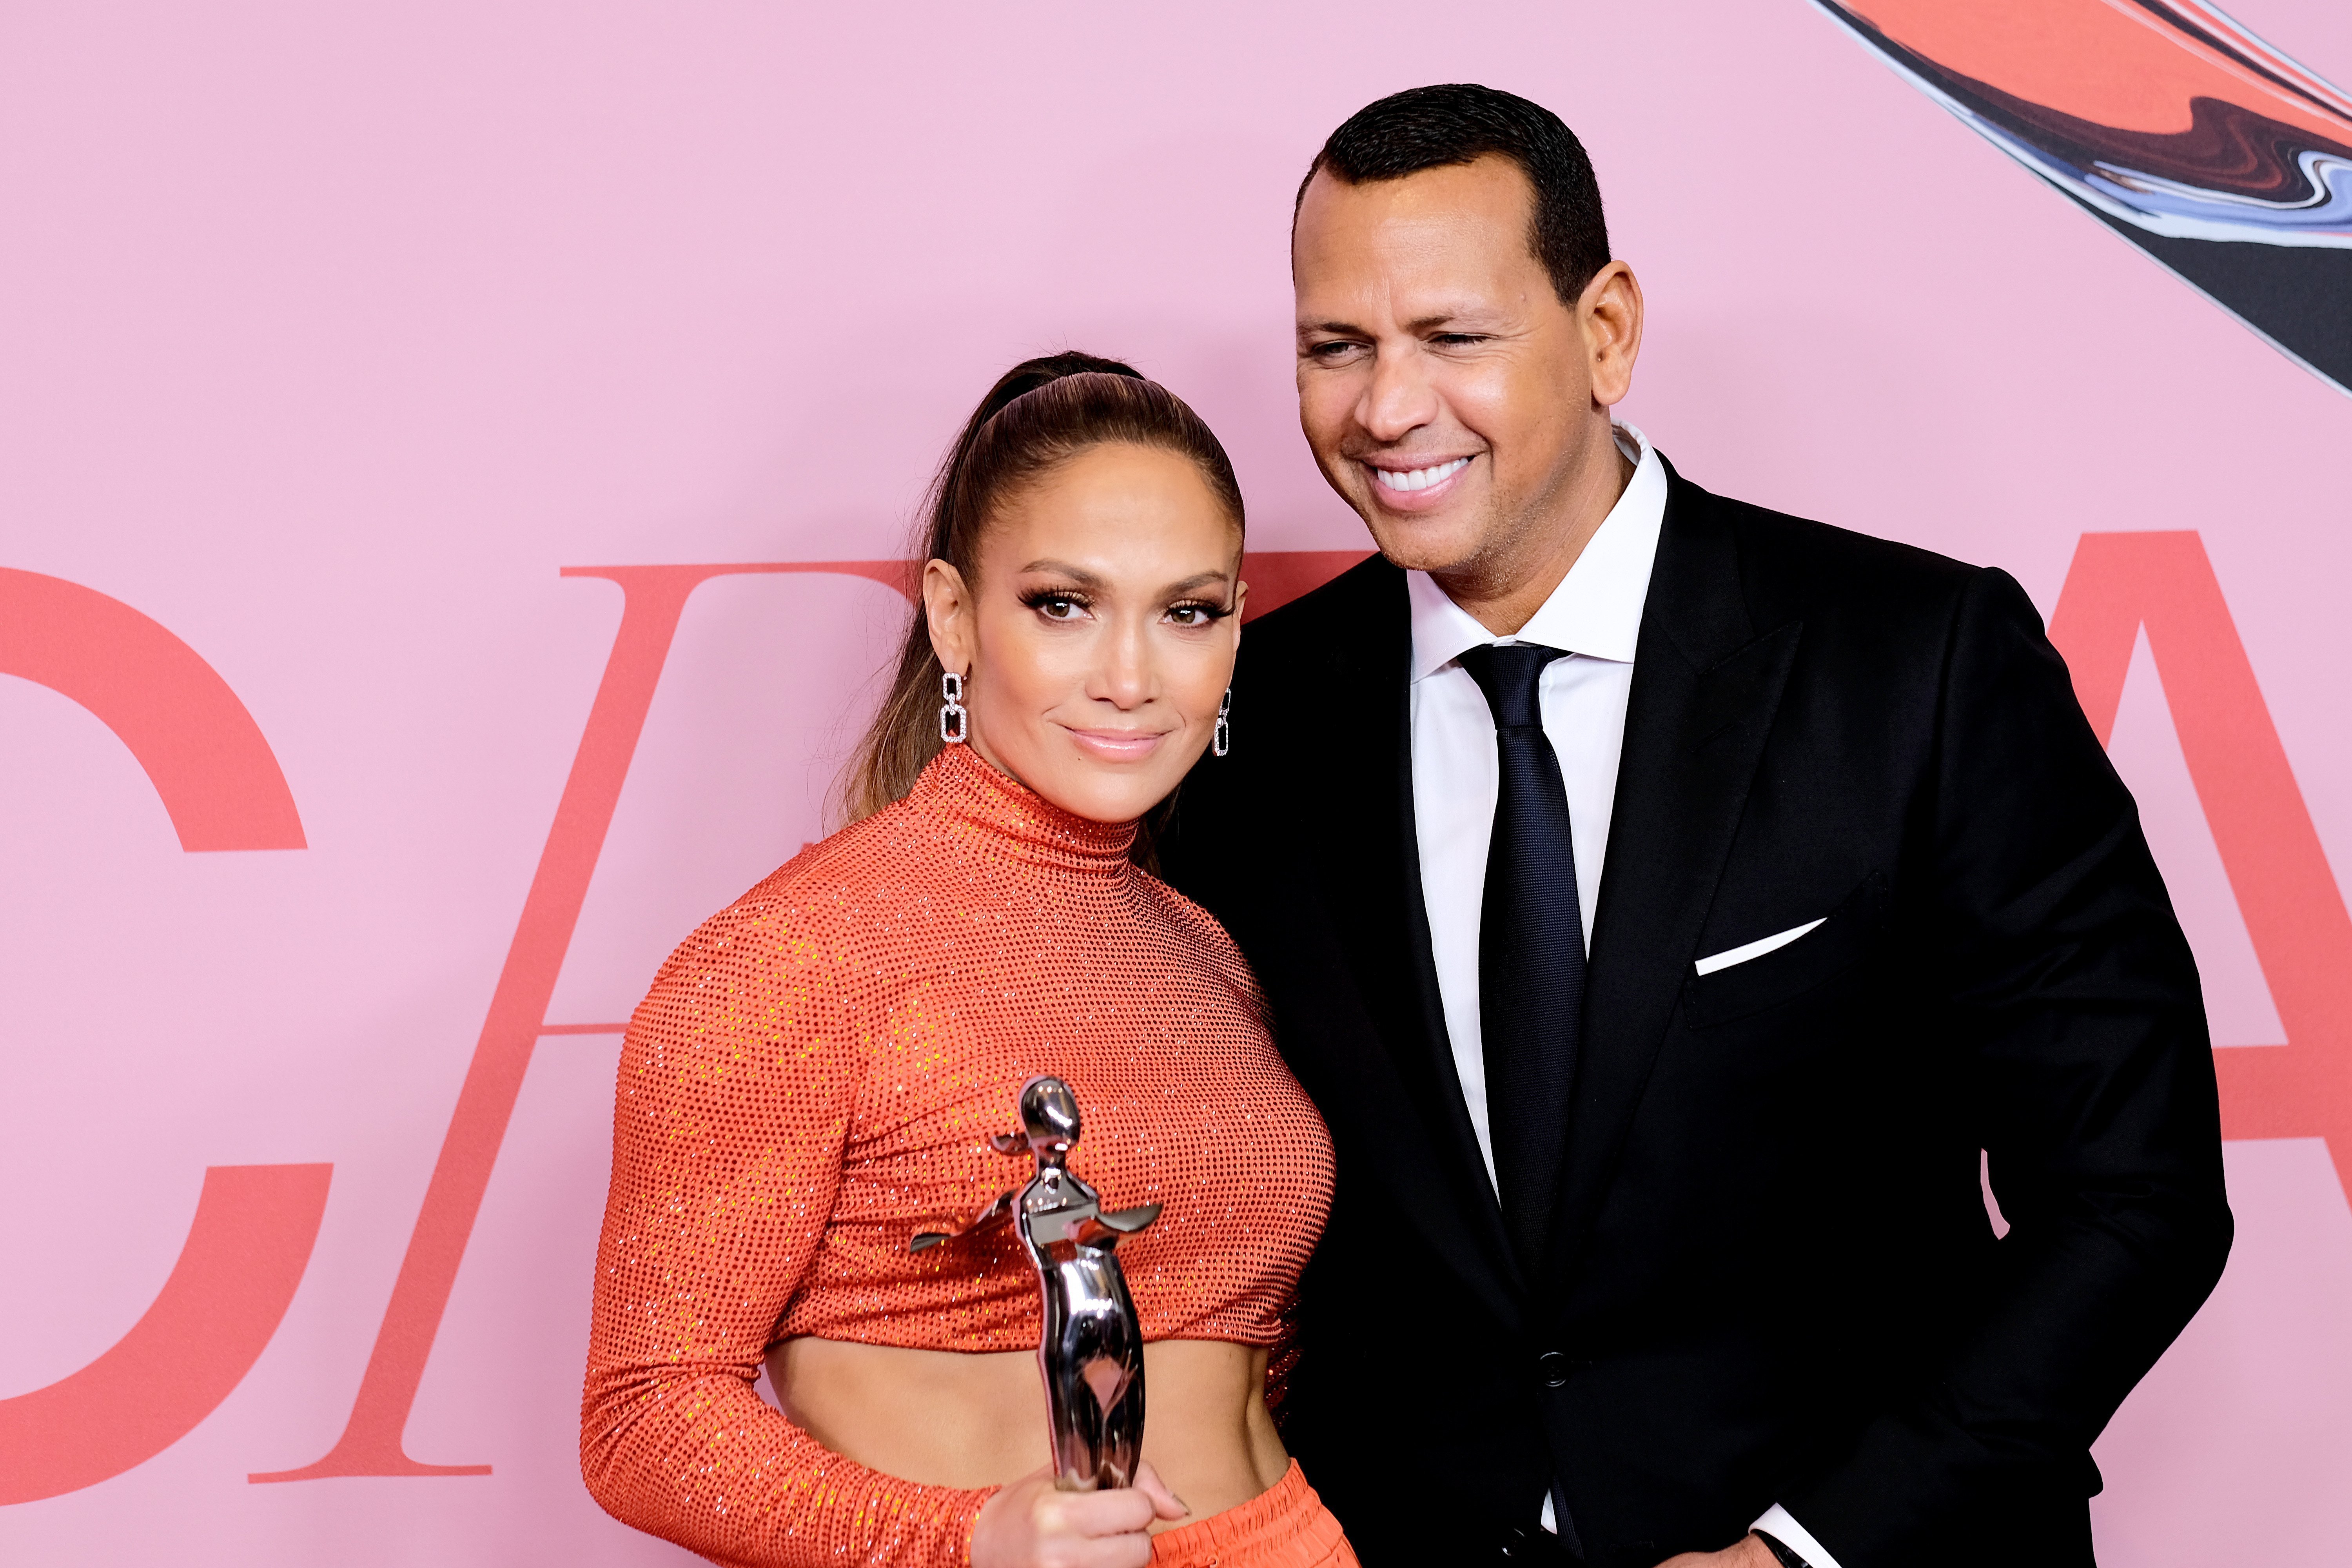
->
xmin=1131 ymin=867 xmax=1266 ymax=1005
xmin=744 ymin=807 xmax=902 ymax=908
xmin=651 ymin=804 xmax=928 ymax=984
xmin=625 ymin=806 xmax=951 ymax=1075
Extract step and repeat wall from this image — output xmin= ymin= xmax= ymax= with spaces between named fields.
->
xmin=2 ymin=2 xmax=2347 ymax=1563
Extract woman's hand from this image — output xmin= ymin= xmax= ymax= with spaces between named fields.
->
xmin=970 ymin=1461 xmax=1190 ymax=1568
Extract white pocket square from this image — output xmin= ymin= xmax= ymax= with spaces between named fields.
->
xmin=1694 ymin=917 xmax=1827 ymax=976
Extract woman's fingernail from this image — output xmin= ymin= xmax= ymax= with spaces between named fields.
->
xmin=1174 ymin=1495 xmax=1190 ymax=1515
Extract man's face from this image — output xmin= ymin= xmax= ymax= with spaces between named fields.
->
xmin=1292 ymin=156 xmax=1624 ymax=579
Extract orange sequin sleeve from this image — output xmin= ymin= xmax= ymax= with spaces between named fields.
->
xmin=579 ymin=883 xmax=995 ymax=1568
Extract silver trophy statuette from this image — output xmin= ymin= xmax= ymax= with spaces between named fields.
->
xmin=910 ymin=1076 xmax=1161 ymax=1490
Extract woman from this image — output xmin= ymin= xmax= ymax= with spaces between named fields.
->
xmin=581 ymin=353 xmax=1354 ymax=1568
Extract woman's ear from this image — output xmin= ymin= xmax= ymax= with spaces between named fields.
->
xmin=923 ymin=559 xmax=975 ymax=676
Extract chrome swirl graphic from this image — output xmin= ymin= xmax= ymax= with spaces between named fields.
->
xmin=1813 ymin=0 xmax=2352 ymax=393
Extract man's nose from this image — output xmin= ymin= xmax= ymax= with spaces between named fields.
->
xmin=1356 ymin=341 xmax=1438 ymax=444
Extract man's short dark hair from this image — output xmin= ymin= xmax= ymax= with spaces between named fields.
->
xmin=1298 ymin=84 xmax=1610 ymax=306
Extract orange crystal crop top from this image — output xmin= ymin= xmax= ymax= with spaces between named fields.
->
xmin=580 ymin=742 xmax=1335 ymax=1567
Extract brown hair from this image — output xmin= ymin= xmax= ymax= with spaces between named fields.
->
xmin=836 ymin=352 xmax=1246 ymax=825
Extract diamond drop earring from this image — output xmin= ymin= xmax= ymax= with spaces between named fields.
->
xmin=1212 ymin=688 xmax=1232 ymax=757
xmin=939 ymin=671 xmax=968 ymax=744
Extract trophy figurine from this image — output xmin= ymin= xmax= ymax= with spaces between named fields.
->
xmin=911 ymin=1076 xmax=1161 ymax=1490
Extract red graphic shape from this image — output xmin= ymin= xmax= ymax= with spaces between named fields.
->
xmin=2049 ymin=532 xmax=2352 ymax=1198
xmin=0 ymin=1165 xmax=331 ymax=1504
xmin=0 ymin=568 xmax=320 ymax=1502
xmin=1836 ymin=0 xmax=2352 ymax=149
xmin=1242 ymin=550 xmax=1374 ymax=622
xmin=0 ymin=568 xmax=305 ymax=851
xmin=256 ymin=561 xmax=912 ymax=1481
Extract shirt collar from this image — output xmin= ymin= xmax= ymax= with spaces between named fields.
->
xmin=1407 ymin=422 xmax=1668 ymax=683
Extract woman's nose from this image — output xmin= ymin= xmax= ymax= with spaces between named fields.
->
xmin=1090 ymin=627 xmax=1152 ymax=709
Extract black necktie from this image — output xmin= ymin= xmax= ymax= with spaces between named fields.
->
xmin=1456 ymin=641 xmax=1584 ymax=1269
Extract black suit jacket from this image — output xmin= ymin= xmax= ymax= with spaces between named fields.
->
xmin=1162 ymin=463 xmax=2231 ymax=1568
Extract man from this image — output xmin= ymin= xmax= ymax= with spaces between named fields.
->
xmin=1164 ymin=85 xmax=2230 ymax=1568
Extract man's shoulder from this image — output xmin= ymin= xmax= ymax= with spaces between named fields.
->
xmin=1673 ymin=468 xmax=1993 ymax=630
xmin=1238 ymin=550 xmax=1404 ymax=675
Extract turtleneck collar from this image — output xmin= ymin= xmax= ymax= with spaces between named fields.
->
xmin=909 ymin=740 xmax=1139 ymax=875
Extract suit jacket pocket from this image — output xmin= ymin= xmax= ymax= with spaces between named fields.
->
xmin=1681 ymin=873 xmax=1889 ymax=1029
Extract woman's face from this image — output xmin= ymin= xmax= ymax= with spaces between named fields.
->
xmin=923 ymin=441 xmax=1245 ymax=824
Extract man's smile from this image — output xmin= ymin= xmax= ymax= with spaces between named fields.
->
xmin=1367 ymin=456 xmax=1472 ymax=493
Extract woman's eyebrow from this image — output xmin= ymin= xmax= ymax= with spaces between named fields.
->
xmin=1016 ymin=560 xmax=1108 ymax=588
xmin=1016 ymin=563 xmax=1232 ymax=598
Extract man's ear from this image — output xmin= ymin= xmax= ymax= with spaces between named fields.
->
xmin=923 ymin=559 xmax=975 ymax=676
xmin=1579 ymin=260 xmax=1644 ymax=408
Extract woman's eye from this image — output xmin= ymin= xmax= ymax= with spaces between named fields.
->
xmin=1036 ymin=595 xmax=1081 ymax=621
xmin=1168 ymin=606 xmax=1203 ymax=626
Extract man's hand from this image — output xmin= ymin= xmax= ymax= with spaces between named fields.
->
xmin=1655 ymin=1533 xmax=1783 ymax=1568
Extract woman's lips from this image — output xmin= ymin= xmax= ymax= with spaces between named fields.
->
xmin=1064 ymin=727 xmax=1169 ymax=762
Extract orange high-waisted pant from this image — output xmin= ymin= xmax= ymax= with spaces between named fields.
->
xmin=1149 ymin=1461 xmax=1358 ymax=1568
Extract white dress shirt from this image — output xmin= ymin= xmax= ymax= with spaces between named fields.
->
xmin=1408 ymin=423 xmax=1844 ymax=1568
xmin=1408 ymin=423 xmax=1661 ymax=1187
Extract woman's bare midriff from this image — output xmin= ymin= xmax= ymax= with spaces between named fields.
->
xmin=768 ymin=1337 xmax=1288 ymax=1531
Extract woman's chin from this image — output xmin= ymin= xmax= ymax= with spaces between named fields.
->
xmin=1029 ymin=754 xmax=1193 ymax=826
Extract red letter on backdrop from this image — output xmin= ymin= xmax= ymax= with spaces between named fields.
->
xmin=0 ymin=1166 xmax=331 ymax=1503
xmin=0 ymin=569 xmax=321 ymax=1501
xmin=2048 ymin=531 xmax=2352 ymax=1197
xmin=254 ymin=561 xmax=914 ymax=1481
xmin=0 ymin=568 xmax=305 ymax=850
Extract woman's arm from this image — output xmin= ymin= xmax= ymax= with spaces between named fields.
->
xmin=579 ymin=887 xmax=995 ymax=1568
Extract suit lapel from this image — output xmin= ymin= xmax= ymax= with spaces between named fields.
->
xmin=1542 ymin=466 xmax=1802 ymax=1287
xmin=1303 ymin=561 xmax=1525 ymax=1319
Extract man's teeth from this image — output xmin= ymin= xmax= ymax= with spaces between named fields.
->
xmin=1372 ymin=457 xmax=1470 ymax=492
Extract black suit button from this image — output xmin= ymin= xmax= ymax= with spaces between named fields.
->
xmin=1536 ymin=1349 xmax=1572 ymax=1387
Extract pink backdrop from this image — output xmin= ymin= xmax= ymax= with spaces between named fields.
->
xmin=3 ymin=2 xmax=2347 ymax=1561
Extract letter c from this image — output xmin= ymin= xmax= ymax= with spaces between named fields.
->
xmin=0 ymin=568 xmax=323 ymax=1503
